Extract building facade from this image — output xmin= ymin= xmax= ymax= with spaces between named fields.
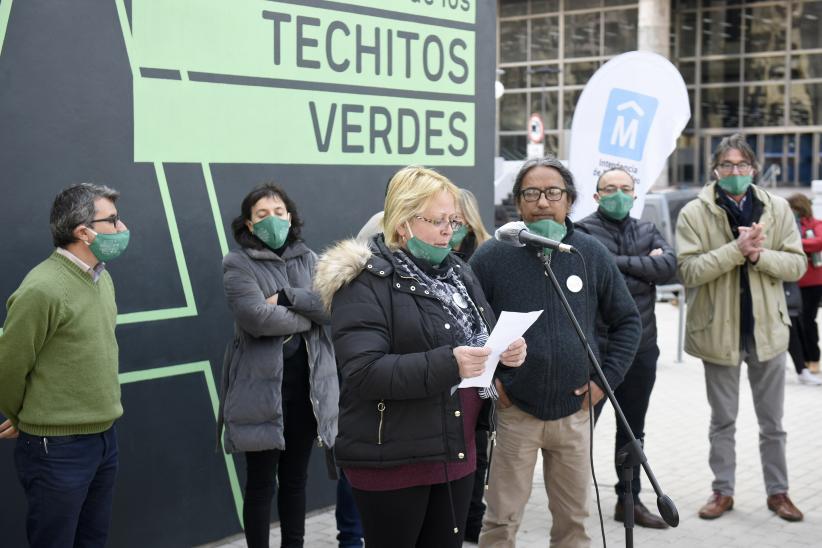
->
xmin=497 ymin=0 xmax=822 ymax=186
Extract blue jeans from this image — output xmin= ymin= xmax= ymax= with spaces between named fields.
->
xmin=336 ymin=471 xmax=363 ymax=548
xmin=14 ymin=427 xmax=119 ymax=548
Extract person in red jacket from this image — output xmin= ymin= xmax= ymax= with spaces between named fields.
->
xmin=788 ymin=193 xmax=822 ymax=376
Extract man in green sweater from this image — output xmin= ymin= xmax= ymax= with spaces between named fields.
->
xmin=0 ymin=183 xmax=130 ymax=548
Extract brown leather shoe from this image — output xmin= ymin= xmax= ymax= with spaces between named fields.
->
xmin=698 ymin=491 xmax=734 ymax=519
xmin=767 ymin=493 xmax=803 ymax=522
xmin=614 ymin=500 xmax=669 ymax=529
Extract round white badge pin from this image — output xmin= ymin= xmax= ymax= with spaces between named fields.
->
xmin=566 ymin=275 xmax=583 ymax=293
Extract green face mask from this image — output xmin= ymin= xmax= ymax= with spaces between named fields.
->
xmin=448 ymin=225 xmax=469 ymax=248
xmin=598 ymin=190 xmax=635 ymax=221
xmin=405 ymin=223 xmax=451 ymax=266
xmin=87 ymin=229 xmax=130 ymax=262
xmin=252 ymin=215 xmax=290 ymax=250
xmin=526 ymin=219 xmax=567 ymax=256
xmin=717 ymin=175 xmax=752 ymax=196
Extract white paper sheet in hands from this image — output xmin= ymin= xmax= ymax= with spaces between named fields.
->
xmin=458 ymin=310 xmax=543 ymax=389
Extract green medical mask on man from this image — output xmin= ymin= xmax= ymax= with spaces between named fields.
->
xmin=86 ymin=228 xmax=130 ymax=262
xmin=598 ymin=191 xmax=635 ymax=221
xmin=526 ymin=219 xmax=567 ymax=256
xmin=717 ymin=174 xmax=753 ymax=196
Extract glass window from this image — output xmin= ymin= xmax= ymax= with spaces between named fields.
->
xmin=673 ymin=134 xmax=697 ymax=183
xmin=500 ymin=65 xmax=527 ymax=90
xmin=744 ymin=5 xmax=787 ymax=53
xmin=687 ymin=89 xmax=695 ymax=128
xmin=744 ymin=56 xmax=785 ymax=82
xmin=544 ymin=134 xmax=560 ymax=156
xmin=565 ymin=12 xmax=600 ymax=58
xmin=499 ymin=135 xmax=527 ymax=160
xmin=500 ymin=20 xmax=528 ymax=63
xmin=500 ymin=0 xmax=528 ymax=18
xmin=799 ymin=133 xmax=812 ymax=185
xmin=701 ymin=8 xmax=742 ymax=56
xmin=701 ymin=59 xmax=741 ymax=84
xmin=703 ymin=0 xmax=743 ymax=6
xmin=530 ymin=90 xmax=559 ymax=129
xmin=563 ymin=88 xmax=583 ymax=129
xmin=500 ymin=92 xmax=528 ymax=131
xmin=702 ymin=87 xmax=740 ymax=127
xmin=604 ymin=0 xmax=634 ymax=6
xmin=791 ymin=53 xmax=822 ymax=79
xmin=531 ymin=0 xmax=559 ymax=14
xmin=564 ymin=61 xmax=599 ymax=85
xmin=678 ymin=12 xmax=697 ymax=58
xmin=603 ymin=9 xmax=638 ymax=56
xmin=786 ymin=134 xmax=797 ymax=184
xmin=818 ymin=136 xmax=822 ymax=180
xmin=678 ymin=61 xmax=696 ymax=85
xmin=743 ymin=84 xmax=785 ymax=126
xmin=762 ymin=134 xmax=784 ymax=183
xmin=790 ymin=82 xmax=822 ymax=125
xmin=567 ymin=0 xmax=602 ymax=10
xmin=531 ymin=16 xmax=560 ymax=60
xmin=675 ymin=0 xmax=698 ymax=10
xmin=528 ymin=64 xmax=560 ymax=87
xmin=792 ymin=0 xmax=822 ymax=50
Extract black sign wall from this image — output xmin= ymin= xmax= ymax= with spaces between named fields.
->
xmin=0 ymin=1 xmax=495 ymax=546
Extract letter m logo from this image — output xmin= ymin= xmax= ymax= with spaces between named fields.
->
xmin=598 ymin=88 xmax=658 ymax=161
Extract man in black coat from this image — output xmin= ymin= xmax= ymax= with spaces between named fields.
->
xmin=472 ymin=157 xmax=641 ymax=547
xmin=576 ymin=167 xmax=677 ymax=529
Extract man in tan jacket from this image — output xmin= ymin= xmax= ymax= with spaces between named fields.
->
xmin=676 ymin=133 xmax=807 ymax=522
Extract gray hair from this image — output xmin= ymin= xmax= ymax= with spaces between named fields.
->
xmin=50 ymin=183 xmax=120 ymax=247
xmin=710 ymin=133 xmax=760 ymax=182
xmin=512 ymin=156 xmax=578 ymax=205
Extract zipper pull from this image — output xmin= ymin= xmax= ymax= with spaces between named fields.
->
xmin=377 ymin=401 xmax=386 ymax=445
xmin=490 ymin=430 xmax=497 ymax=447
xmin=43 ymin=437 xmax=49 ymax=454
xmin=317 ymin=435 xmax=323 ymax=448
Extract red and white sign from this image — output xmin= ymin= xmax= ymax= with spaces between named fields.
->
xmin=527 ymin=113 xmax=545 ymax=144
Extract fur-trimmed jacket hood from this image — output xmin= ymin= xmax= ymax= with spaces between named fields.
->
xmin=314 ymin=237 xmax=377 ymax=312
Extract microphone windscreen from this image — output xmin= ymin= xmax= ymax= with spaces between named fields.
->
xmin=494 ymin=221 xmax=527 ymax=247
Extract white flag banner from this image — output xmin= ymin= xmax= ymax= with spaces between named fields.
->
xmin=568 ymin=51 xmax=690 ymax=222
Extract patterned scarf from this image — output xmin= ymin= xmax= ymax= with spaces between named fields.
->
xmin=393 ymin=251 xmax=498 ymax=399
xmin=393 ymin=250 xmax=488 ymax=348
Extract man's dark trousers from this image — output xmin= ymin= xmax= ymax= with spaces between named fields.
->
xmin=595 ymin=345 xmax=659 ymax=500
xmin=14 ymin=427 xmax=118 ymax=548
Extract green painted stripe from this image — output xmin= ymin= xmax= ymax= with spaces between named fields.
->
xmin=119 ymin=361 xmax=206 ymax=384
xmin=202 ymin=163 xmax=229 ymax=258
xmin=199 ymin=360 xmax=244 ymax=527
xmin=119 ymin=361 xmax=244 ymax=526
xmin=0 ymin=0 xmax=12 ymax=58
xmin=117 ymin=306 xmax=197 ymax=325
xmin=113 ymin=0 xmax=137 ymax=78
xmin=154 ymin=162 xmax=198 ymax=315
xmin=113 ymin=3 xmax=200 ymax=324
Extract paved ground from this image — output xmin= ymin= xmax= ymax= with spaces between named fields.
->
xmin=212 ymin=301 xmax=822 ymax=547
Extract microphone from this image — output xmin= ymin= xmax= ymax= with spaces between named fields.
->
xmin=494 ymin=221 xmax=574 ymax=254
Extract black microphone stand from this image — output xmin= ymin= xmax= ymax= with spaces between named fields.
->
xmin=539 ymin=251 xmax=678 ymax=547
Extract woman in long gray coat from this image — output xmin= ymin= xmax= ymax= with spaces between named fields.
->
xmin=218 ymin=183 xmax=338 ymax=548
